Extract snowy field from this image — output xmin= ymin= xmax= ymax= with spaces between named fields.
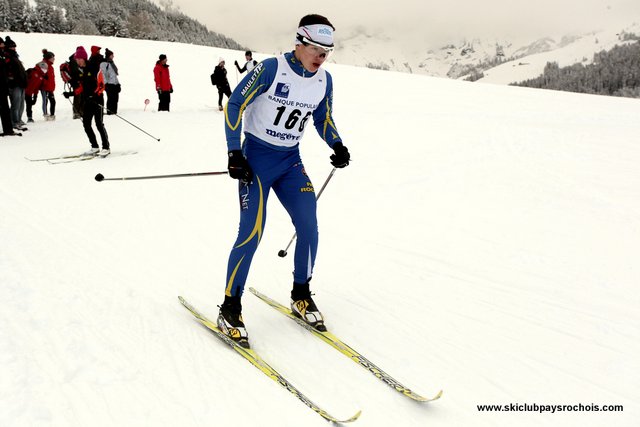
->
xmin=1 ymin=33 xmax=639 ymax=427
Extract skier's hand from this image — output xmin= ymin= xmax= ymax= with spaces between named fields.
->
xmin=156 ymin=88 xmax=162 ymax=94
xmin=228 ymin=150 xmax=253 ymax=183
xmin=330 ymin=142 xmax=350 ymax=168
xmin=234 ymin=60 xmax=239 ymax=66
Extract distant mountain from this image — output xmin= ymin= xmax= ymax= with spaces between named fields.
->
xmin=329 ymin=22 xmax=640 ymax=85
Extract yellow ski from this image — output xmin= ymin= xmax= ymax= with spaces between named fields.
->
xmin=178 ymin=296 xmax=361 ymax=423
xmin=248 ymin=287 xmax=443 ymax=402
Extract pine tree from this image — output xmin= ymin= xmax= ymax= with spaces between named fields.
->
xmin=0 ymin=0 xmax=11 ymax=31
xmin=512 ymin=41 xmax=640 ymax=98
xmin=7 ymin=0 xmax=30 ymax=32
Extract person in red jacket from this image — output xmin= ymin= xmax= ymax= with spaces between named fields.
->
xmin=36 ymin=49 xmax=56 ymax=120
xmin=24 ymin=65 xmax=43 ymax=123
xmin=153 ymin=54 xmax=172 ymax=111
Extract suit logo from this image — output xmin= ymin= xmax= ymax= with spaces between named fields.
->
xmin=275 ymin=82 xmax=290 ymax=98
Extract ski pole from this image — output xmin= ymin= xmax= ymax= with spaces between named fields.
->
xmin=278 ymin=168 xmax=337 ymax=258
xmin=95 ymin=171 xmax=228 ymax=182
xmin=102 ymin=105 xmax=161 ymax=141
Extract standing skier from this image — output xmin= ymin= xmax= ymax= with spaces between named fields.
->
xmin=234 ymin=50 xmax=258 ymax=74
xmin=217 ymin=14 xmax=350 ymax=347
xmin=70 ymin=46 xmax=109 ymax=156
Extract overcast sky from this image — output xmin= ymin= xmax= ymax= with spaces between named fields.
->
xmin=167 ymin=0 xmax=640 ymax=51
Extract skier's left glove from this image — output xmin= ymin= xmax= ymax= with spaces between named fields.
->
xmin=228 ymin=150 xmax=253 ymax=183
xmin=330 ymin=142 xmax=350 ymax=168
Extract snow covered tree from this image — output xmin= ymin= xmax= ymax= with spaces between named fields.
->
xmin=127 ymin=10 xmax=154 ymax=39
xmin=31 ymin=0 xmax=68 ymax=33
xmin=4 ymin=0 xmax=245 ymax=50
xmin=72 ymin=18 xmax=99 ymax=35
xmin=0 ymin=0 xmax=11 ymax=31
xmin=7 ymin=0 xmax=30 ymax=32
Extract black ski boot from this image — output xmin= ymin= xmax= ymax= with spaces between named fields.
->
xmin=290 ymin=280 xmax=327 ymax=332
xmin=217 ymin=295 xmax=249 ymax=348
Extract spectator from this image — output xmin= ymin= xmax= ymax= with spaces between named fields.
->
xmin=153 ymin=54 xmax=172 ymax=112
xmin=25 ymin=66 xmax=42 ymax=123
xmin=36 ymin=49 xmax=56 ymax=121
xmin=100 ymin=48 xmax=120 ymax=114
xmin=212 ymin=58 xmax=231 ymax=111
xmin=4 ymin=36 xmax=28 ymax=130
xmin=66 ymin=48 xmax=84 ymax=119
xmin=0 ymin=38 xmax=16 ymax=136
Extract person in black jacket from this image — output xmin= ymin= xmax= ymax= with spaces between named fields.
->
xmin=70 ymin=46 xmax=109 ymax=156
xmin=212 ymin=58 xmax=231 ymax=111
xmin=4 ymin=36 xmax=27 ymax=131
xmin=0 ymin=38 xmax=16 ymax=136
xmin=66 ymin=49 xmax=84 ymax=119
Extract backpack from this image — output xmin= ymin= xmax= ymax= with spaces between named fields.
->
xmin=60 ymin=62 xmax=72 ymax=83
xmin=210 ymin=71 xmax=218 ymax=86
xmin=25 ymin=66 xmax=45 ymax=95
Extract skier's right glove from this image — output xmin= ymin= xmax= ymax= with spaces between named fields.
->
xmin=330 ymin=142 xmax=350 ymax=168
xmin=228 ymin=150 xmax=253 ymax=183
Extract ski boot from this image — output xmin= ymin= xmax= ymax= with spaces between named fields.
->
xmin=217 ymin=295 xmax=249 ymax=348
xmin=291 ymin=281 xmax=327 ymax=332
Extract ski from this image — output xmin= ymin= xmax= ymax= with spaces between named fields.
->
xmin=178 ymin=296 xmax=361 ymax=424
xmin=46 ymin=151 xmax=138 ymax=164
xmin=249 ymin=287 xmax=443 ymax=403
xmin=26 ymin=153 xmax=89 ymax=162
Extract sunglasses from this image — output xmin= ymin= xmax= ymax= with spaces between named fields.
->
xmin=296 ymin=34 xmax=334 ymax=58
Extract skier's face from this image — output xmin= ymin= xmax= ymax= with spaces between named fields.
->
xmin=295 ymin=43 xmax=329 ymax=72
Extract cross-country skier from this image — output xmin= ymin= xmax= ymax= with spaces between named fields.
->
xmin=217 ymin=14 xmax=351 ymax=347
xmin=234 ymin=50 xmax=258 ymax=74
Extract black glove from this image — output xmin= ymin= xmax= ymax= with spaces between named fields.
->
xmin=228 ymin=150 xmax=253 ymax=183
xmin=234 ymin=60 xmax=239 ymax=65
xmin=330 ymin=142 xmax=350 ymax=168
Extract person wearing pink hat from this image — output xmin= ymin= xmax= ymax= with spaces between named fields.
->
xmin=67 ymin=46 xmax=87 ymax=119
xmin=68 ymin=45 xmax=110 ymax=156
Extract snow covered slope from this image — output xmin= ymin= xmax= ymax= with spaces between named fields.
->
xmin=1 ymin=33 xmax=639 ymax=427
xmin=479 ymin=22 xmax=640 ymax=84
xmin=327 ymin=22 xmax=640 ymax=84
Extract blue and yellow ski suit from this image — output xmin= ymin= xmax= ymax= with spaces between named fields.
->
xmin=223 ymin=52 xmax=342 ymax=297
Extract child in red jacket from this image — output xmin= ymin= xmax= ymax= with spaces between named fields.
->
xmin=27 ymin=50 xmax=56 ymax=121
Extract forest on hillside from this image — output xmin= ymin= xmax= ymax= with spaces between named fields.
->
xmin=0 ymin=0 xmax=244 ymax=50
xmin=512 ymin=37 xmax=640 ymax=98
